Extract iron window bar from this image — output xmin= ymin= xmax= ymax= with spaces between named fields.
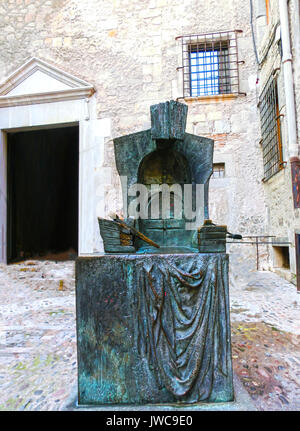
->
xmin=212 ymin=163 xmax=225 ymax=178
xmin=259 ymin=74 xmax=284 ymax=181
xmin=176 ymin=30 xmax=245 ymax=98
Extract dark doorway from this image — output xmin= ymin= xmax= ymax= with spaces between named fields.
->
xmin=273 ymin=245 xmax=290 ymax=269
xmin=7 ymin=125 xmax=79 ymax=262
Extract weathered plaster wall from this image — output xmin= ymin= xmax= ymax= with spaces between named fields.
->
xmin=0 ymin=0 xmax=268 ymax=269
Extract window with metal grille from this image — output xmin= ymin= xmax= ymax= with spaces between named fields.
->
xmin=259 ymin=75 xmax=283 ymax=181
xmin=176 ymin=30 xmax=242 ymax=98
xmin=212 ymin=163 xmax=225 ymax=178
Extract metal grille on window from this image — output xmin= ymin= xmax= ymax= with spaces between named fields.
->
xmin=212 ymin=163 xmax=225 ymax=178
xmin=259 ymin=75 xmax=283 ymax=181
xmin=176 ymin=30 xmax=242 ymax=98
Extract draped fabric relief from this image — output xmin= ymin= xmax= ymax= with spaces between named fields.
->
xmin=135 ymin=254 xmax=230 ymax=401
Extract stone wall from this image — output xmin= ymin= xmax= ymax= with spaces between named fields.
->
xmin=289 ymin=0 xmax=300 ymax=150
xmin=253 ymin=0 xmax=300 ymax=282
xmin=0 ymin=0 xmax=269 ymax=271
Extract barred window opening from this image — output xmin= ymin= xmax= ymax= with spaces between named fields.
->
xmin=177 ymin=30 xmax=241 ymax=98
xmin=212 ymin=163 xmax=225 ymax=178
xmin=259 ymin=75 xmax=283 ymax=181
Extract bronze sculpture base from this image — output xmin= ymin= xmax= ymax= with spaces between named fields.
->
xmin=76 ymin=253 xmax=233 ymax=405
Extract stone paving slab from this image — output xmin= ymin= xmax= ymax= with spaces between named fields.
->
xmin=0 ymin=260 xmax=77 ymax=411
xmin=229 ymin=259 xmax=300 ymax=411
xmin=0 ymin=259 xmax=299 ymax=411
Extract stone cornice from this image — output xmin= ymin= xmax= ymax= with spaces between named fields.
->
xmin=0 ymin=87 xmax=95 ymax=108
xmin=0 ymin=57 xmax=95 ymax=108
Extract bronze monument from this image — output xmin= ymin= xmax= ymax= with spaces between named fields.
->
xmin=76 ymin=101 xmax=234 ymax=405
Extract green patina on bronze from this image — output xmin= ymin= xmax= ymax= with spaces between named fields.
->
xmin=114 ymin=100 xmax=213 ymax=252
xmin=76 ymin=101 xmax=234 ymax=405
xmin=198 ymin=221 xmax=227 ymax=253
xmin=150 ymin=100 xmax=187 ymax=141
xmin=76 ymin=253 xmax=233 ymax=405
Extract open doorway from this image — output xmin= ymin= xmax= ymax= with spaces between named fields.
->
xmin=273 ymin=245 xmax=290 ymax=269
xmin=7 ymin=125 xmax=79 ymax=262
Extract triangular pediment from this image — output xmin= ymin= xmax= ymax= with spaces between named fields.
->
xmin=0 ymin=57 xmax=95 ymax=107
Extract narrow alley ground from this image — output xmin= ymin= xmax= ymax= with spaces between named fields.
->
xmin=0 ymin=258 xmax=299 ymax=411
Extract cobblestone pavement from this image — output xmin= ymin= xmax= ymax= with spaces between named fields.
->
xmin=230 ymin=255 xmax=300 ymax=411
xmin=0 ymin=258 xmax=299 ymax=411
xmin=0 ymin=259 xmax=77 ymax=411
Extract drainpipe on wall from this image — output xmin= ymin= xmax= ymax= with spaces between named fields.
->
xmin=279 ymin=0 xmax=298 ymax=158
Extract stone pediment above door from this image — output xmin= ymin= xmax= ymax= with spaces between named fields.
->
xmin=0 ymin=57 xmax=95 ymax=107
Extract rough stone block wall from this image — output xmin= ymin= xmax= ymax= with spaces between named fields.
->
xmin=289 ymin=0 xmax=300 ymax=150
xmin=0 ymin=0 xmax=269 ymax=271
xmin=253 ymin=0 xmax=300 ymax=279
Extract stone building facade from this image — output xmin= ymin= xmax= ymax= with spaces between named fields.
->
xmin=0 ymin=0 xmax=298 ymax=287
xmin=252 ymin=0 xmax=300 ymax=285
